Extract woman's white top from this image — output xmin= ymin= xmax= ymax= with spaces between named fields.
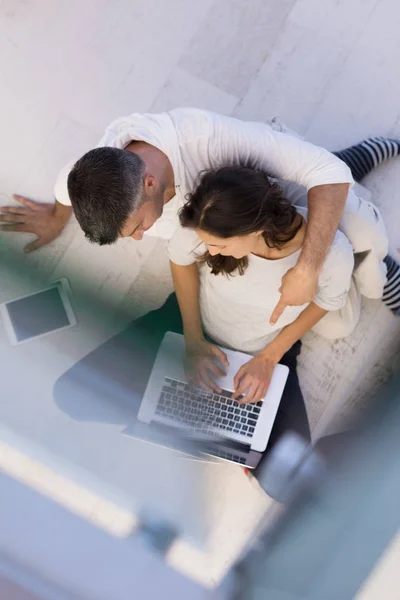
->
xmin=168 ymin=208 xmax=354 ymax=354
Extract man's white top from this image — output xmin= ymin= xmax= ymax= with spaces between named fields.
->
xmin=54 ymin=107 xmax=353 ymax=240
xmin=168 ymin=208 xmax=354 ymax=355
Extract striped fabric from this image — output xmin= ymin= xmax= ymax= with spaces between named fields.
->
xmin=383 ymin=256 xmax=400 ymax=315
xmin=333 ymin=137 xmax=400 ymax=182
xmin=334 ymin=137 xmax=400 ymax=316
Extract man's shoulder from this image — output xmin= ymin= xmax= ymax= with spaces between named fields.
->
xmin=168 ymin=106 xmax=216 ymax=124
xmin=167 ymin=107 xmax=218 ymax=140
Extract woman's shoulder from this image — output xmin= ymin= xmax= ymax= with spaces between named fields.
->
xmin=329 ymin=228 xmax=354 ymax=261
xmin=319 ymin=228 xmax=354 ymax=287
xmin=167 ymin=226 xmax=202 ymax=266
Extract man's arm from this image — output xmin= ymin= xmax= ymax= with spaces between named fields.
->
xmin=0 ymin=109 xmax=127 ymax=252
xmin=269 ymin=182 xmax=350 ymax=324
xmin=208 ymin=111 xmax=354 ymax=319
xmin=210 ymin=112 xmax=354 ymax=192
xmin=299 ymin=183 xmax=350 ymax=272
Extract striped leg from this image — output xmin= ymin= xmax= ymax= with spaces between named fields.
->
xmin=333 ymin=137 xmax=400 ymax=182
xmin=383 ymin=255 xmax=400 ymax=316
xmin=333 ymin=137 xmax=400 ymax=316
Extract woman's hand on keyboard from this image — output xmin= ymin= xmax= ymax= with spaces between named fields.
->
xmin=184 ymin=338 xmax=229 ymax=393
xmin=233 ymin=354 xmax=277 ymax=404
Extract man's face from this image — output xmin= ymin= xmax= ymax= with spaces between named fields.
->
xmin=120 ymin=199 xmax=163 ymax=241
xmin=119 ymin=175 xmax=165 ymax=241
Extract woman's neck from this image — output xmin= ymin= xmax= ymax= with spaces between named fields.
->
xmin=253 ymin=214 xmax=306 ymax=260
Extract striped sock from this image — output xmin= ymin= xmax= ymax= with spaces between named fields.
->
xmin=333 ymin=137 xmax=400 ymax=182
xmin=383 ymin=255 xmax=400 ymax=315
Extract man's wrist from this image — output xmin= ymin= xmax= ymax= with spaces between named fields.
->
xmin=53 ymin=201 xmax=72 ymax=226
xmin=295 ymin=256 xmax=321 ymax=277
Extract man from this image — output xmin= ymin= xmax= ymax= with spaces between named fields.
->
xmin=1 ymin=108 xmax=399 ymax=318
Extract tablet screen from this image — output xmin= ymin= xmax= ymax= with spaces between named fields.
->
xmin=6 ymin=285 xmax=71 ymax=342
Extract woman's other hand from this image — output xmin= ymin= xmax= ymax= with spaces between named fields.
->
xmin=185 ymin=338 xmax=229 ymax=393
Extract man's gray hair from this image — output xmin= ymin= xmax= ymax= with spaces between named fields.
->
xmin=67 ymin=147 xmax=146 ymax=245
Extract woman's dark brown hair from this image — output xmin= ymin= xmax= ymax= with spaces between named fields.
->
xmin=179 ymin=167 xmax=301 ymax=275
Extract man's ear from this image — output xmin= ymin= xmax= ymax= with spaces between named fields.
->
xmin=143 ymin=174 xmax=157 ymax=197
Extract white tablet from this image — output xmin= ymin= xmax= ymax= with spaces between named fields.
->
xmin=0 ymin=278 xmax=76 ymax=345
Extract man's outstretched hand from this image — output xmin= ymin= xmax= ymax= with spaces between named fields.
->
xmin=0 ymin=195 xmax=72 ymax=253
xmin=269 ymin=264 xmax=318 ymax=326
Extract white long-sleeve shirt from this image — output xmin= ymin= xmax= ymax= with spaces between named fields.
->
xmin=54 ymin=107 xmax=354 ymax=240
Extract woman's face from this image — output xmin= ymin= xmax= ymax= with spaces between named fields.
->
xmin=196 ymin=229 xmax=260 ymax=259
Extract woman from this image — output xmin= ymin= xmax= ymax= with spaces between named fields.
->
xmin=168 ymin=166 xmax=359 ymax=460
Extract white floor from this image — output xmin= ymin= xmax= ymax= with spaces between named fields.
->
xmin=1 ymin=0 xmax=400 ymax=591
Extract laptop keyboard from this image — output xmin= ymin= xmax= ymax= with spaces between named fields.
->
xmin=155 ymin=377 xmax=262 ymax=438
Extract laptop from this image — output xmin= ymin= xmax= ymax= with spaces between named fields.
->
xmin=126 ymin=332 xmax=289 ymax=470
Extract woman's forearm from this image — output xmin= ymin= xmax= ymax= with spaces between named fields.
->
xmin=261 ymin=302 xmax=328 ymax=362
xmin=170 ymin=261 xmax=203 ymax=342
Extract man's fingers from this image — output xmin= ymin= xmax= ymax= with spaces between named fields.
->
xmin=0 ymin=224 xmax=27 ymax=233
xmin=12 ymin=194 xmax=37 ymax=209
xmin=0 ymin=206 xmax=29 ymax=215
xmin=270 ymin=299 xmax=287 ymax=325
xmin=0 ymin=213 xmax=26 ymax=223
xmin=24 ymin=238 xmax=44 ymax=253
xmin=210 ymin=345 xmax=230 ymax=367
